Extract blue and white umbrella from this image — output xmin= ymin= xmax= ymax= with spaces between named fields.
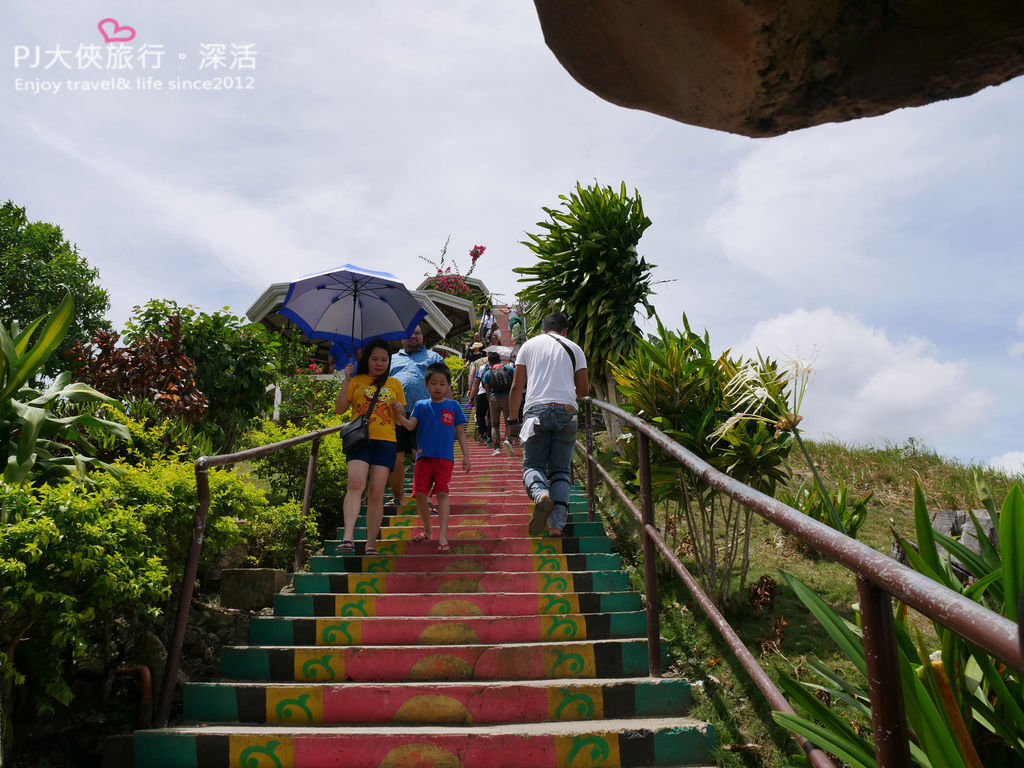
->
xmin=278 ymin=264 xmax=427 ymax=364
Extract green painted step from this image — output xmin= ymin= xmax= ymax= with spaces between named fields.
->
xmin=290 ymin=569 xmax=631 ymax=595
xmin=307 ymin=552 xmax=623 ymax=574
xmin=247 ymin=611 xmax=647 ymax=646
xmin=220 ymin=638 xmax=671 ymax=682
xmin=272 ymin=590 xmax=645 ymax=618
xmin=182 ymin=677 xmax=694 ymax=725
xmin=134 ymin=717 xmax=714 ymax=767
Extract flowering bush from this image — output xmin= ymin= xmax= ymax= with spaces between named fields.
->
xmin=421 ymin=239 xmax=485 ymax=299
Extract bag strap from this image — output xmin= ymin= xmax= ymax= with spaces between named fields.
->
xmin=364 ymin=383 xmax=384 ymax=421
xmin=549 ymin=333 xmax=577 ymax=373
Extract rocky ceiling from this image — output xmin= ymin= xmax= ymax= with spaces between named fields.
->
xmin=533 ymin=0 xmax=1024 ymax=138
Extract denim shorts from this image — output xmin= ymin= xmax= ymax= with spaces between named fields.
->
xmin=345 ymin=438 xmax=398 ymax=469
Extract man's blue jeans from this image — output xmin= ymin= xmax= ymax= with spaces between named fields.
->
xmin=522 ymin=403 xmax=577 ymax=530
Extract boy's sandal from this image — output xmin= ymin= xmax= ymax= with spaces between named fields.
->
xmin=437 ymin=543 xmax=451 ymax=553
xmin=338 ymin=540 xmax=355 ymax=553
xmin=547 ymin=528 xmax=564 ymax=538
xmin=363 ymin=545 xmax=381 ymax=556
xmin=413 ymin=532 xmax=430 ymax=542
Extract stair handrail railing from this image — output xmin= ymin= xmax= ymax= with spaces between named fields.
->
xmin=155 ymin=421 xmax=347 ymax=727
xmin=579 ymin=397 xmax=1023 ymax=768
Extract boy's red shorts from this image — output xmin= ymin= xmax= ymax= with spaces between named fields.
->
xmin=412 ymin=457 xmax=454 ymax=496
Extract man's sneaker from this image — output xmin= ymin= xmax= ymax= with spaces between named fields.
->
xmin=502 ymin=439 xmax=514 ymax=456
xmin=492 ymin=448 xmax=502 ymax=456
xmin=529 ymin=494 xmax=554 ymax=536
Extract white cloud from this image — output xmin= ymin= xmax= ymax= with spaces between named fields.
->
xmin=988 ymin=451 xmax=1024 ymax=477
xmin=704 ymin=120 xmax=933 ymax=279
xmin=733 ymin=308 xmax=993 ymax=448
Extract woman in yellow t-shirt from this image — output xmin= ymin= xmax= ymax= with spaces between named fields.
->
xmin=334 ymin=338 xmax=405 ymax=554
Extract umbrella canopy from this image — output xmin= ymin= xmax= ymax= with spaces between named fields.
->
xmin=279 ymin=265 xmax=427 ymax=364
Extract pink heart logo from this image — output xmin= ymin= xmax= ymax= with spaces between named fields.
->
xmin=97 ymin=18 xmax=136 ymax=43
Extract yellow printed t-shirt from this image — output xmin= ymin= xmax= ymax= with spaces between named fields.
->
xmin=345 ymin=374 xmax=405 ymax=442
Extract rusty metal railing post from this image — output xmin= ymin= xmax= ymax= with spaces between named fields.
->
xmin=637 ymin=432 xmax=661 ymax=675
xmin=295 ymin=436 xmax=322 ymax=572
xmin=585 ymin=400 xmax=595 ymax=522
xmin=857 ymin=575 xmax=912 ymax=768
xmin=156 ymin=460 xmax=212 ymax=726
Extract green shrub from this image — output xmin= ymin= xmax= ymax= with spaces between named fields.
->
xmin=89 ymin=402 xmax=214 ymax=464
xmin=278 ymin=374 xmax=339 ymax=427
xmin=0 ymin=480 xmax=167 ymax=745
xmin=777 ymin=480 xmax=870 ymax=541
xmin=113 ymin=461 xmax=253 ymax=584
xmin=242 ymin=415 xmax=347 ymax=521
xmin=239 ymin=498 xmax=319 ymax=570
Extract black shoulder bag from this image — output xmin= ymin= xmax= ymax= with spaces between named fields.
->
xmin=339 ymin=382 xmax=383 ymax=453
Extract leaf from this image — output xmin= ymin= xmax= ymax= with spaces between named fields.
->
xmin=1000 ymin=485 xmax=1024 ymax=622
xmin=780 ymin=572 xmax=866 ymax=677
xmin=772 ymin=712 xmax=877 ymax=768
xmin=913 ymin=480 xmax=943 ymax=576
xmin=0 ymin=293 xmax=75 ymax=402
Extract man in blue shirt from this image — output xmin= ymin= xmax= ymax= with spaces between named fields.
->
xmin=388 ymin=325 xmax=443 ymax=507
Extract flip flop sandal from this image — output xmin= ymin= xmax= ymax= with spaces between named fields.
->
xmin=547 ymin=528 xmax=563 ymax=538
xmin=363 ymin=545 xmax=381 ymax=556
xmin=338 ymin=540 xmax=355 ymax=553
xmin=413 ymin=532 xmax=430 ymax=542
xmin=437 ymin=543 xmax=451 ymax=553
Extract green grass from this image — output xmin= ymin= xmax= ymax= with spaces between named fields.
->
xmin=588 ymin=437 xmax=1022 ymax=768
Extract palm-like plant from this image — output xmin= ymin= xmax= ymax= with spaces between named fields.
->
xmin=1 ymin=294 xmax=129 ymax=521
xmin=515 ymin=181 xmax=656 ymax=409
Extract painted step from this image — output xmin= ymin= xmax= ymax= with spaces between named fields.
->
xmin=248 ymin=611 xmax=646 ymax=646
xmin=273 ymin=590 xmax=645 ymax=618
xmin=308 ymin=552 xmax=622 ymax=574
xmin=134 ymin=717 xmax=714 ymax=768
xmin=183 ymin=677 xmax=694 ymax=725
xmin=350 ymin=510 xmax=598 ymax=530
xmin=220 ymin=638 xmax=669 ymax=682
xmin=322 ymin=537 xmax=612 ymax=556
xmin=290 ymin=570 xmax=631 ymax=595
xmin=369 ymin=521 xmax=607 ymax=539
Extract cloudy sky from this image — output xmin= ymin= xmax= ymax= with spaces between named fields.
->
xmin=4 ymin=2 xmax=1023 ymax=473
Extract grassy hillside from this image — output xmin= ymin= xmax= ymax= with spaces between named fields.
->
xmin=601 ymin=438 xmax=1021 ymax=768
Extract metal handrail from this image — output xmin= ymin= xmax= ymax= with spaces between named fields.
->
xmin=579 ymin=397 xmax=1023 ymax=768
xmin=155 ymin=421 xmax=346 ymax=726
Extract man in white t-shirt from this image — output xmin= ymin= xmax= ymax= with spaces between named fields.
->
xmin=508 ymin=311 xmax=589 ymax=536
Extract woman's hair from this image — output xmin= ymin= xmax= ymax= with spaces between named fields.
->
xmin=355 ymin=338 xmax=393 ymax=385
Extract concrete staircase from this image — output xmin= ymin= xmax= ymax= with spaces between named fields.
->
xmin=131 ymin=433 xmax=715 ymax=767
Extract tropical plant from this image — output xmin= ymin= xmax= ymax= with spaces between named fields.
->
xmin=122 ymin=300 xmax=278 ymax=453
xmin=0 ymin=201 xmax=111 ymax=379
xmin=611 ymin=315 xmax=792 ymax=608
xmin=515 ymin=181 xmax=657 ymax=409
xmin=0 ymin=294 xmax=129 ymax=510
xmin=777 ymin=480 xmax=871 ymax=541
xmin=774 ymin=481 xmax=1024 ymax=767
xmin=66 ymin=316 xmax=208 ymax=424
xmin=712 ymin=349 xmax=850 ymax=534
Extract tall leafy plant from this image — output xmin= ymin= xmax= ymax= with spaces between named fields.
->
xmin=515 ymin=181 xmax=656 ymax=410
xmin=123 ymin=300 xmax=278 ymax=453
xmin=612 ymin=315 xmax=791 ymax=608
xmin=0 ymin=294 xmax=129 ymax=516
